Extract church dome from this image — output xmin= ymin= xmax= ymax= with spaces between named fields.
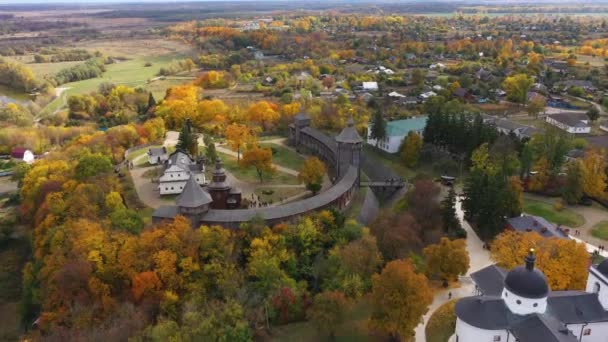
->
xmin=504 ymin=250 xmax=549 ymax=299
xmin=596 ymin=259 xmax=608 ymax=277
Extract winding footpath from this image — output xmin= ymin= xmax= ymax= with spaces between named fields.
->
xmin=414 ymin=195 xmax=492 ymax=342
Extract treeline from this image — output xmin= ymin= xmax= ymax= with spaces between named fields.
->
xmin=53 ymin=57 xmax=106 ymax=85
xmin=34 ymin=49 xmax=98 ymax=63
xmin=422 ymin=96 xmax=498 ymax=158
xmin=0 ymin=58 xmax=39 ymax=92
xmin=157 ymin=58 xmax=196 ymax=76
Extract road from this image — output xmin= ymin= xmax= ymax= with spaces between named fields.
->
xmin=413 ymin=195 xmax=492 ymax=342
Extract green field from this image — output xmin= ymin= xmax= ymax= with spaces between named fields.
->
xmin=592 ymin=221 xmax=608 ymax=241
xmin=218 ymin=151 xmax=300 ymax=185
xmin=426 ymin=300 xmax=457 ymax=342
xmin=260 ymin=142 xmax=305 ymax=171
xmin=269 ymin=297 xmax=377 ymax=342
xmin=27 ymin=60 xmax=84 ymax=78
xmin=523 ymin=198 xmax=585 ymax=228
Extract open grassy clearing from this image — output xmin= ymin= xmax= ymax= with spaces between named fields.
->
xmin=523 ymin=198 xmax=585 ymax=228
xmin=218 ymin=151 xmax=300 ymax=185
xmin=260 ymin=142 xmax=305 ymax=171
xmin=269 ymin=297 xmax=378 ymax=342
xmin=592 ymin=221 xmax=608 ymax=241
xmin=426 ymin=300 xmax=457 ymax=342
xmin=27 ymin=60 xmax=84 ymax=78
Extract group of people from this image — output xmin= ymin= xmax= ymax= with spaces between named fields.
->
xmin=247 ymin=193 xmax=278 ymax=209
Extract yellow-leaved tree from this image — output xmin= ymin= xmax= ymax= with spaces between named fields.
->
xmin=241 ymin=146 xmax=275 ymax=183
xmin=579 ymin=149 xmax=607 ymax=200
xmin=298 ymin=157 xmax=326 ymax=194
xmin=491 ymin=230 xmax=590 ymax=290
xmin=224 ymin=123 xmax=257 ymax=162
xmin=423 ymin=237 xmax=470 ymax=282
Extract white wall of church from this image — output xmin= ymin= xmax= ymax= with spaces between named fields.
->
xmin=566 ymin=322 xmax=608 ymax=342
xmin=586 ymin=270 xmax=608 ymax=311
xmin=455 ymin=317 xmax=510 ymax=342
xmin=501 ymin=288 xmax=547 ymax=315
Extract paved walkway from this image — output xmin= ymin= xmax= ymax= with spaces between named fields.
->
xmin=414 ymin=195 xmax=492 ymax=342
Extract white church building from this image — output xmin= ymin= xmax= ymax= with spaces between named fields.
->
xmin=158 ymin=150 xmax=207 ymax=195
xmin=455 ymin=250 xmax=608 ymax=342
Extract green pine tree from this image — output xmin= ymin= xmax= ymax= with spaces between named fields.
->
xmin=369 ymin=110 xmax=387 ymax=147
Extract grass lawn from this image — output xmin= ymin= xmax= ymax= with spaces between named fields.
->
xmin=269 ymin=297 xmax=379 ymax=342
xmin=27 ymin=60 xmax=84 ymax=78
xmin=260 ymin=142 xmax=305 ymax=171
xmin=592 ymin=221 xmax=608 ymax=241
xmin=523 ymin=198 xmax=585 ymax=228
xmin=0 ymin=237 xmax=30 ymax=341
xmin=0 ymin=84 xmax=30 ymax=102
xmin=426 ymin=300 xmax=457 ymax=342
xmin=219 ymin=151 xmax=300 ymax=185
xmin=254 ymin=187 xmax=306 ymax=204
xmin=363 ymin=144 xmax=443 ymax=181
xmin=119 ymin=165 xmax=154 ymax=225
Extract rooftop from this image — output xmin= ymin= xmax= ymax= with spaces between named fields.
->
xmin=385 ymin=117 xmax=428 ymax=137
xmin=507 ymin=215 xmax=569 ymax=239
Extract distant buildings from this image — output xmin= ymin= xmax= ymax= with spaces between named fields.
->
xmin=545 ymin=113 xmax=591 ymax=134
xmin=367 ymin=116 xmax=428 ymax=153
xmin=362 ymin=82 xmax=379 ymax=91
xmin=158 ymin=150 xmax=206 ymax=195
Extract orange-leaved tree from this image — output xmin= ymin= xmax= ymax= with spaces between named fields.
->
xmin=491 ymin=230 xmax=590 ymax=290
xmin=224 ymin=123 xmax=257 ymax=163
xmin=423 ymin=237 xmax=470 ymax=282
xmin=241 ymin=145 xmax=275 ymax=183
xmin=369 ymin=259 xmax=433 ymax=340
xmin=298 ymin=157 xmax=326 ymax=194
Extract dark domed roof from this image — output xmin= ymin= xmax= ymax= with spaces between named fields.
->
xmin=596 ymin=259 xmax=608 ymax=277
xmin=504 ymin=250 xmax=549 ymax=299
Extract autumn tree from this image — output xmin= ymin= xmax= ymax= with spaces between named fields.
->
xmin=491 ymin=231 xmax=590 ymax=290
xmin=579 ymin=149 xmax=607 ymax=199
xmin=563 ymin=162 xmax=584 ymax=205
xmin=587 ymin=107 xmax=600 ymax=122
xmin=75 ymin=152 xmax=113 ymax=179
xmin=307 ymin=291 xmax=350 ymax=340
xmin=247 ymin=101 xmax=280 ymax=130
xmin=526 ymin=97 xmax=546 ymax=118
xmin=371 ymin=211 xmax=422 ymax=260
xmin=298 ymin=157 xmax=326 ymax=194
xmin=502 ymin=73 xmax=533 ymax=104
xmin=369 ymin=260 xmax=433 ymax=340
xmin=241 ymin=146 xmax=275 ymax=183
xmin=400 ymin=131 xmax=422 ymax=167
xmin=423 ymin=237 xmax=469 ymax=282
xmin=225 ymin=123 xmax=256 ymax=163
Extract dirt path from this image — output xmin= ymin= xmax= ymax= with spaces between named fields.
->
xmin=414 ymin=195 xmax=492 ymax=342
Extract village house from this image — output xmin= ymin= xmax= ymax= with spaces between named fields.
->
xmin=506 ymin=214 xmax=570 ymax=239
xmin=158 ymin=150 xmax=206 ymax=195
xmin=361 ymin=81 xmax=379 ymax=91
xmin=11 ymin=147 xmax=34 ymax=164
xmin=545 ymin=112 xmax=591 ymax=134
xmin=367 ymin=116 xmax=428 ymax=153
xmin=148 ymin=146 xmax=168 ymax=165
xmin=456 ymin=251 xmax=608 ymax=342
